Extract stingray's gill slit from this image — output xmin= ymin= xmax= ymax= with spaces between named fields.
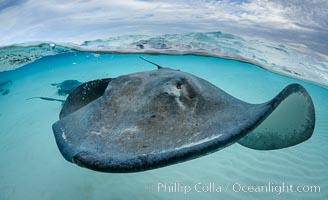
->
xmin=51 ymin=66 xmax=315 ymax=173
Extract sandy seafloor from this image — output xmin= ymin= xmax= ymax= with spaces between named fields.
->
xmin=0 ymin=53 xmax=327 ymax=199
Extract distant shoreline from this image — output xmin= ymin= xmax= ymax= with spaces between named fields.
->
xmin=1 ymin=42 xmax=327 ymax=89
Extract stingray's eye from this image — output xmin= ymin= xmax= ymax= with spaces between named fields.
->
xmin=176 ymin=82 xmax=182 ymax=89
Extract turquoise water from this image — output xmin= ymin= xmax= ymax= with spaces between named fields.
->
xmin=0 ymin=53 xmax=327 ymax=199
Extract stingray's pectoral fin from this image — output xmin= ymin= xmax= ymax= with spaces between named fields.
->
xmin=238 ymin=84 xmax=315 ymax=150
xmin=59 ymin=78 xmax=111 ymax=118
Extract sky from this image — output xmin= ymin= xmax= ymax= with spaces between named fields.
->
xmin=0 ymin=0 xmax=327 ymax=55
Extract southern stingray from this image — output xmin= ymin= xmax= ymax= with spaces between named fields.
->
xmin=52 ymin=58 xmax=315 ymax=173
xmin=51 ymin=80 xmax=82 ymax=96
xmin=0 ymin=80 xmax=12 ymax=96
xmin=27 ymin=80 xmax=82 ymax=104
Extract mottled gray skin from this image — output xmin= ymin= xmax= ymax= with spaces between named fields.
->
xmin=51 ymin=80 xmax=83 ymax=96
xmin=52 ymin=68 xmax=315 ymax=173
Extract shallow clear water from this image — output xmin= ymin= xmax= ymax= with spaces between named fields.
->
xmin=0 ymin=53 xmax=327 ymax=199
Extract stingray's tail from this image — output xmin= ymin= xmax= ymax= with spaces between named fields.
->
xmin=139 ymin=56 xmax=163 ymax=69
xmin=26 ymin=97 xmax=65 ymax=103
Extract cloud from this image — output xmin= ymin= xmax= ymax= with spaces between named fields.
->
xmin=0 ymin=0 xmax=26 ymax=11
xmin=0 ymin=0 xmax=326 ymax=54
xmin=275 ymin=0 xmax=328 ymax=31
